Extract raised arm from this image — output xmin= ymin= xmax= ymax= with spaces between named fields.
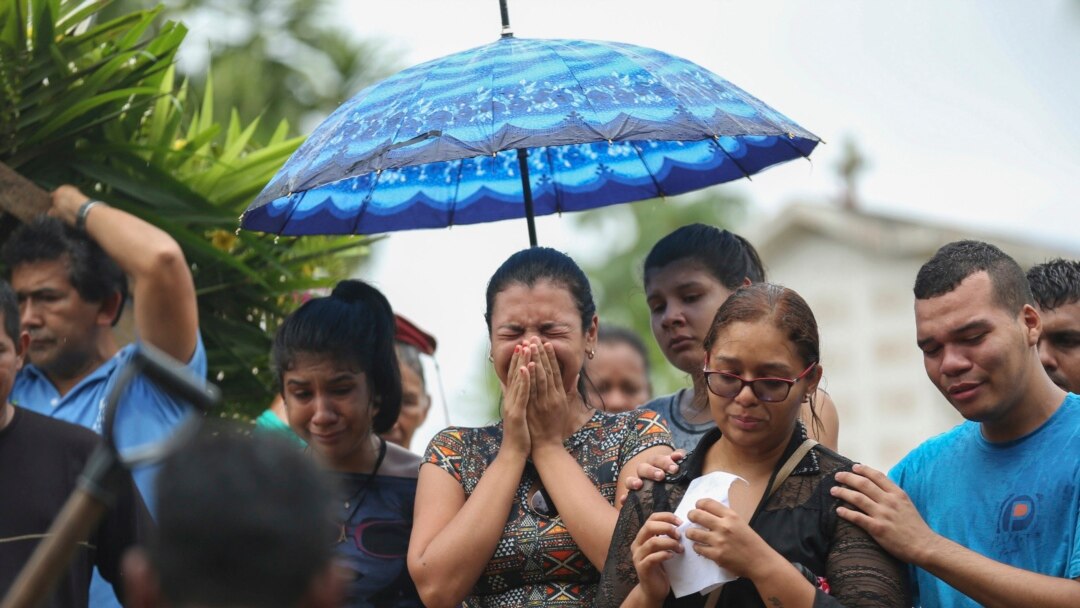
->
xmin=407 ymin=349 xmax=531 ymax=608
xmin=834 ymin=464 xmax=1080 ymax=608
xmin=50 ymin=186 xmax=198 ymax=362
xmin=527 ymin=340 xmax=672 ymax=568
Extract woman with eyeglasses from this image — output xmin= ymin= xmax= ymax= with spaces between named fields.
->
xmin=272 ymin=280 xmax=423 ymax=607
xmin=597 ymin=283 xmax=908 ymax=608
xmin=641 ymin=224 xmax=839 ymax=453
xmin=409 ymin=247 xmax=673 ymax=608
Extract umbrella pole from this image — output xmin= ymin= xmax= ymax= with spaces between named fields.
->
xmin=516 ymin=149 xmax=538 ymax=247
xmin=499 ymin=0 xmax=513 ymax=38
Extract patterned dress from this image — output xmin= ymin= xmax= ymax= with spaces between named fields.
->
xmin=423 ymin=409 xmax=672 ymax=607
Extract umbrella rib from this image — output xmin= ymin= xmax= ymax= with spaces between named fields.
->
xmin=605 ymin=43 xmax=716 ymax=140
xmin=544 ymin=40 xmax=609 ymax=142
xmin=714 ymin=137 xmax=755 ymax=182
xmin=348 ymin=171 xmax=382 ymax=235
xmin=487 ymin=43 xmax=500 ymax=150
xmin=275 ymin=191 xmax=307 ymax=237
xmin=627 ymin=141 xmax=666 ymax=198
xmin=379 ymin=52 xmax=445 ymax=172
xmin=544 ymin=146 xmax=563 ymax=214
xmin=447 ymin=159 xmax=465 ymax=227
xmin=775 ymin=134 xmax=819 ymax=166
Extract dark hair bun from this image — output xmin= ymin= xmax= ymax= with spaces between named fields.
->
xmin=331 ymin=279 xmax=372 ymax=303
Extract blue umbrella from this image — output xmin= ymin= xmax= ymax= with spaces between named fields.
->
xmin=241 ymin=12 xmax=820 ymax=245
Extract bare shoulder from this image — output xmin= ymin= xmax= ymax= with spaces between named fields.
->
xmin=380 ymin=441 xmax=423 ymax=479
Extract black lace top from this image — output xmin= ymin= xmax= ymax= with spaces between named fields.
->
xmin=596 ymin=425 xmax=909 ymax=608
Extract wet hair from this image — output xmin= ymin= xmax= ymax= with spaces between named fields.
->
xmin=1027 ymin=258 xmax=1080 ymax=311
xmin=272 ymin=279 xmax=401 ymax=434
xmin=702 ymin=283 xmax=821 ymax=431
xmin=1 ymin=216 xmax=127 ymax=325
xmin=484 ymin=247 xmax=597 ymax=399
xmin=598 ymin=325 xmax=652 ymax=381
xmin=643 ymin=224 xmax=765 ymax=290
xmin=0 ymin=280 xmax=18 ymax=347
xmin=152 ymin=425 xmax=337 ymax=608
xmin=914 ymin=240 xmax=1033 ymax=313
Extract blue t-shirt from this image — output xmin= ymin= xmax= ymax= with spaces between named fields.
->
xmin=10 ymin=336 xmax=207 ymax=513
xmin=889 ymin=393 xmax=1080 ymax=608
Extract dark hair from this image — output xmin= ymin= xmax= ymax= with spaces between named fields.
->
xmin=643 ymin=224 xmax=765 ymax=290
xmin=914 ymin=240 xmax=1033 ymax=312
xmin=598 ymin=324 xmax=651 ymax=380
xmin=152 ymin=425 xmax=337 ymax=608
xmin=484 ymin=247 xmax=597 ymax=399
xmin=484 ymin=247 xmax=596 ymax=332
xmin=0 ymin=280 xmax=18 ymax=347
xmin=702 ymin=283 xmax=821 ymax=431
xmin=272 ymin=279 xmax=401 ymax=434
xmin=1 ymin=217 xmax=127 ymax=325
xmin=1027 ymin=258 xmax=1080 ymax=311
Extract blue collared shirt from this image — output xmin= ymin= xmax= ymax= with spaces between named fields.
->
xmin=11 ymin=335 xmax=207 ymax=514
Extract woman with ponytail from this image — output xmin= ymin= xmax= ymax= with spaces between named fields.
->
xmin=272 ymin=279 xmax=423 ymax=608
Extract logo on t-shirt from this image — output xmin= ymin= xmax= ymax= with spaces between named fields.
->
xmin=998 ymin=494 xmax=1035 ymax=532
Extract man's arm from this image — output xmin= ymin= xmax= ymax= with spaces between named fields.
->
xmin=50 ymin=186 xmax=198 ymax=362
xmin=833 ymin=464 xmax=1080 ymax=608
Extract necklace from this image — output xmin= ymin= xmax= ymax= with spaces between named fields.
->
xmin=336 ymin=436 xmax=388 ymax=544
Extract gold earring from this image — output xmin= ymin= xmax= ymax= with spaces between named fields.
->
xmin=587 ymin=349 xmax=596 ymax=360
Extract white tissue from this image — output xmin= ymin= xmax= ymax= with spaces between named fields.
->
xmin=662 ymin=471 xmax=745 ymax=598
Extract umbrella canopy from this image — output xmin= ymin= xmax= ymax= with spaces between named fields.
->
xmin=241 ymin=36 xmax=820 ymax=241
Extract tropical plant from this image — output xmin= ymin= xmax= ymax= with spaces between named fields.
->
xmin=102 ymin=0 xmax=395 ymax=139
xmin=0 ymin=0 xmax=374 ymax=417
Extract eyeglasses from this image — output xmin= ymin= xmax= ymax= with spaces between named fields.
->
xmin=702 ymin=361 xmax=817 ymax=403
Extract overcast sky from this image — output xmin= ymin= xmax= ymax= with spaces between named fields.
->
xmin=322 ymin=0 xmax=1080 ymax=450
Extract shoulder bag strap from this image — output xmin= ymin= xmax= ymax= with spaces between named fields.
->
xmin=767 ymin=438 xmax=818 ymax=501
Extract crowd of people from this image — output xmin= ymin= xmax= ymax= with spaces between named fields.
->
xmin=0 ymin=184 xmax=1078 ymax=608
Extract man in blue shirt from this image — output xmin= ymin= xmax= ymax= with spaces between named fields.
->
xmin=833 ymin=240 xmax=1080 ymax=607
xmin=2 ymin=185 xmax=203 ymax=606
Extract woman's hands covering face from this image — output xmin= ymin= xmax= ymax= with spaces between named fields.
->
xmin=525 ymin=337 xmax=573 ymax=448
xmin=500 ymin=343 xmax=532 ymax=456
xmin=499 ymin=336 xmax=583 ymax=452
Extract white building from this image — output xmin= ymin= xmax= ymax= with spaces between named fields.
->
xmin=750 ymin=203 xmax=1076 ymax=470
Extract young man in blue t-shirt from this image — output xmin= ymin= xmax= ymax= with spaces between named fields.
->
xmin=834 ymin=240 xmax=1080 ymax=608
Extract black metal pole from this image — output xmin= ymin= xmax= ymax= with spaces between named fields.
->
xmin=516 ymin=148 xmax=538 ymax=247
xmin=499 ymin=0 xmax=513 ymax=38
